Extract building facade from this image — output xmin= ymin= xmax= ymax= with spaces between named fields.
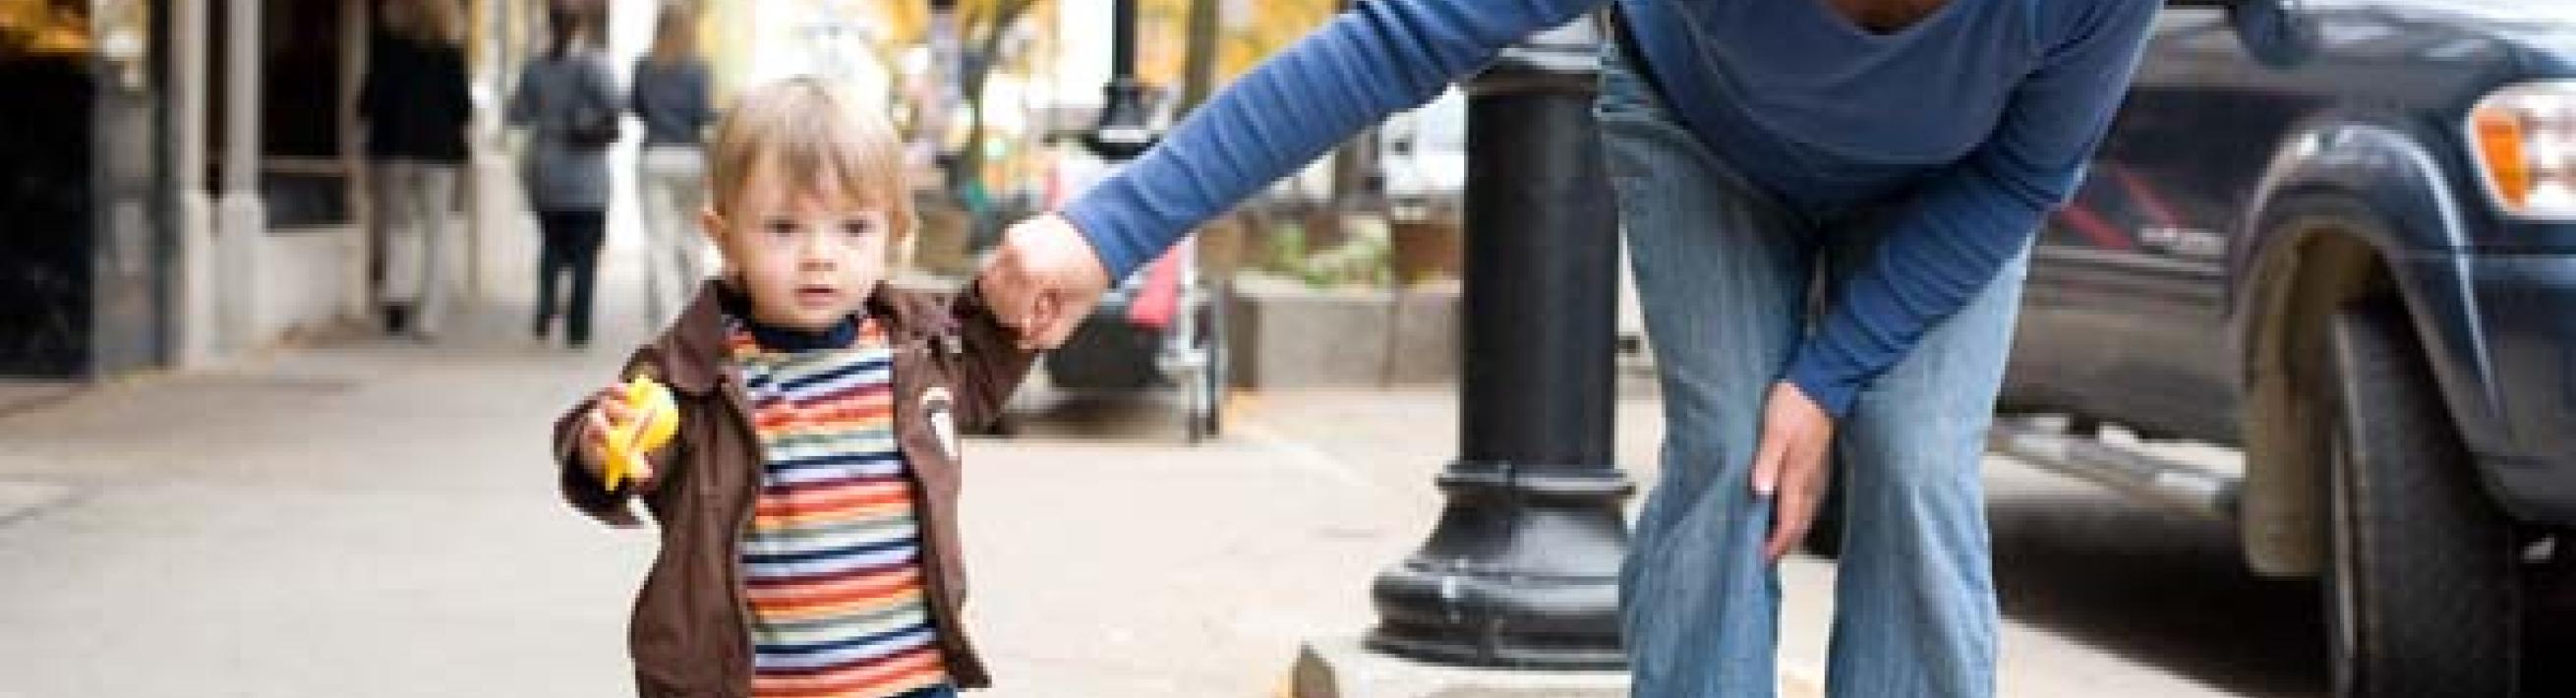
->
xmin=0 ymin=0 xmax=547 ymax=378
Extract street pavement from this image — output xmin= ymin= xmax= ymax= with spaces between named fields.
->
xmin=0 ymin=262 xmax=2559 ymax=697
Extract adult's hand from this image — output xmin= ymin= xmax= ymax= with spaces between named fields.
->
xmin=978 ymin=213 xmax=1113 ymax=350
xmin=1752 ymin=381 xmax=1837 ymax=563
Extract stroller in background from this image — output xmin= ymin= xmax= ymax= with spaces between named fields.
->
xmin=1025 ymin=237 xmax=1229 ymax=443
xmin=981 ymin=152 xmax=1230 ymax=444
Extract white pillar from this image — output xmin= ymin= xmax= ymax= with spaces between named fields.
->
xmin=342 ymin=0 xmax=372 ymax=320
xmin=466 ymin=0 xmax=507 ymax=303
xmin=171 ymin=0 xmax=215 ymax=366
xmin=216 ymin=0 xmax=267 ymax=352
xmin=469 ymin=0 xmax=531 ymax=304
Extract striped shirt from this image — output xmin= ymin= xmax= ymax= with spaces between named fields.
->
xmin=732 ymin=317 xmax=948 ymax=698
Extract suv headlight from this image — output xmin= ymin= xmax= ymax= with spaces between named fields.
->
xmin=2471 ymin=82 xmax=2576 ymax=219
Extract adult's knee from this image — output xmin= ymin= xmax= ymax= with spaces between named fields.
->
xmin=1836 ymin=402 xmax=1992 ymax=496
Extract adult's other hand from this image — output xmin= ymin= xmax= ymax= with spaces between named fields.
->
xmin=1752 ymin=380 xmax=1837 ymax=563
xmin=978 ymin=213 xmax=1112 ymax=350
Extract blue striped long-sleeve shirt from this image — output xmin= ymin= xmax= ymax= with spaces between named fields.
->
xmin=1062 ymin=0 xmax=2156 ymax=417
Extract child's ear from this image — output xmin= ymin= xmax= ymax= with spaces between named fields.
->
xmin=697 ymin=206 xmax=725 ymax=244
xmin=699 ymin=206 xmax=738 ymax=277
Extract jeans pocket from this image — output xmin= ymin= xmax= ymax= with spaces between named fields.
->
xmin=1592 ymin=60 xmax=1661 ymax=124
xmin=1596 ymin=97 xmax=1675 ymax=193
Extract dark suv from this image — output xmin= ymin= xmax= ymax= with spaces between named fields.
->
xmin=1990 ymin=0 xmax=2574 ymax=695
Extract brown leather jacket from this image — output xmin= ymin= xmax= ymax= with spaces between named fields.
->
xmin=552 ymin=279 xmax=1033 ymax=697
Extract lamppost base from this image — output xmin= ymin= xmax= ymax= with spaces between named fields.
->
xmin=1083 ymin=79 xmax=1157 ymax=162
xmin=1365 ymin=461 xmax=1630 ymax=670
xmin=1365 ymin=576 xmax=1626 ymax=669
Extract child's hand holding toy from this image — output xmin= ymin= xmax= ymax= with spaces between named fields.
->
xmin=580 ymin=376 xmax=679 ymax=491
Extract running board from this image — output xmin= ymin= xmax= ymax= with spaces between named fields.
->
xmin=1987 ymin=418 xmax=2243 ymax=520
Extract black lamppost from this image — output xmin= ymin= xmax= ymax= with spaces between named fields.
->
xmin=1366 ymin=16 xmax=1630 ymax=669
xmin=1084 ymin=0 xmax=1154 ymax=161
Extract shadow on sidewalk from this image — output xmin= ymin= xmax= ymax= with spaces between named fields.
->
xmin=1989 ymin=487 xmax=2576 ymax=697
xmin=1988 ymin=490 xmax=2324 ymax=698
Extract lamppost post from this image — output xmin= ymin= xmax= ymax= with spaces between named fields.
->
xmin=1365 ymin=15 xmax=1631 ymax=670
xmin=1085 ymin=0 xmax=1154 ymax=161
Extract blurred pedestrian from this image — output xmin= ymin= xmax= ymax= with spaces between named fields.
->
xmin=357 ymin=0 xmax=470 ymax=339
xmin=510 ymin=2 xmax=622 ymax=348
xmin=629 ymin=2 xmax=717 ymax=329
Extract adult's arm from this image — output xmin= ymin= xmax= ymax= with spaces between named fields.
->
xmin=1060 ymin=0 xmax=1599 ymax=280
xmin=506 ymin=62 xmax=538 ymax=128
xmin=689 ymin=63 xmax=718 ymax=136
xmin=1780 ymin=0 xmax=2156 ymax=418
xmin=581 ymin=55 xmax=624 ymax=125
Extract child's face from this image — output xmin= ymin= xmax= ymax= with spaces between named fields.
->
xmin=701 ymin=165 xmax=892 ymax=332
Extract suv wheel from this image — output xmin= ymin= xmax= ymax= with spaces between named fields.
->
xmin=2322 ymin=304 xmax=2519 ymax=697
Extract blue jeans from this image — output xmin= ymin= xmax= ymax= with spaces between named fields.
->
xmin=1597 ymin=44 xmax=2023 ymax=698
xmin=898 ymin=684 xmax=958 ymax=698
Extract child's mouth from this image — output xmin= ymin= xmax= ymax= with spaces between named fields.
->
xmin=794 ymin=286 xmax=840 ymax=306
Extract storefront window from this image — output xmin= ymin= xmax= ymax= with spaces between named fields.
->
xmin=259 ymin=0 xmax=351 ymax=227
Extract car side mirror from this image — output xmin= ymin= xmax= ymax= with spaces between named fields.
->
xmin=2171 ymin=0 xmax=2319 ymax=68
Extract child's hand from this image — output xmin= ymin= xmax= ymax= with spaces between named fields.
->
xmin=578 ymin=386 xmax=662 ymax=487
xmin=983 ymin=213 xmax=1110 ymax=350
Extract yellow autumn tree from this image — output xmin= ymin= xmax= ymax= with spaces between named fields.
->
xmin=823 ymin=0 xmax=1334 ymax=193
xmin=1133 ymin=0 xmax=1336 ymax=111
xmin=1218 ymin=0 xmax=1338 ymax=81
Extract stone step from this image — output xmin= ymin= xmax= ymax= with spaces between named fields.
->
xmin=1286 ymin=635 xmax=1824 ymax=698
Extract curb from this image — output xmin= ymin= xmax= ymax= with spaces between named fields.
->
xmin=1282 ymin=636 xmax=1826 ymax=698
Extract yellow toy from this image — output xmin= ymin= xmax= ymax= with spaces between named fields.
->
xmin=602 ymin=375 xmax=678 ymax=490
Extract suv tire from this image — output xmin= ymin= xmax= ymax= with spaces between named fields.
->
xmin=2322 ymin=303 xmax=2519 ymax=697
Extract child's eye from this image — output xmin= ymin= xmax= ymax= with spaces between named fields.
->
xmin=840 ymin=220 xmax=875 ymax=238
xmin=763 ymin=219 xmax=798 ymax=238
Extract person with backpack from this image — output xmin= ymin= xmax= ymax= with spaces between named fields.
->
xmin=509 ymin=1 xmax=623 ymax=348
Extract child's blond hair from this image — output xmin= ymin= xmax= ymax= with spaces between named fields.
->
xmin=706 ymin=77 xmax=914 ymax=241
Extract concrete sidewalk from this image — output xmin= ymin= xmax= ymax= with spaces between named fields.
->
xmin=0 ymin=285 xmax=2261 ymax=697
xmin=0 ymin=298 xmax=1463 ymax=697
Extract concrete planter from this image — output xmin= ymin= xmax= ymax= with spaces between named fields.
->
xmin=909 ymin=201 xmax=976 ymax=278
xmin=1194 ymin=216 xmax=1251 ymax=280
xmin=1226 ymin=274 xmax=1458 ymax=388
xmin=1389 ymin=213 xmax=1462 ymax=286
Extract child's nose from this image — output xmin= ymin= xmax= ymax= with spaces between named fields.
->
xmin=798 ymin=234 xmax=841 ymax=267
